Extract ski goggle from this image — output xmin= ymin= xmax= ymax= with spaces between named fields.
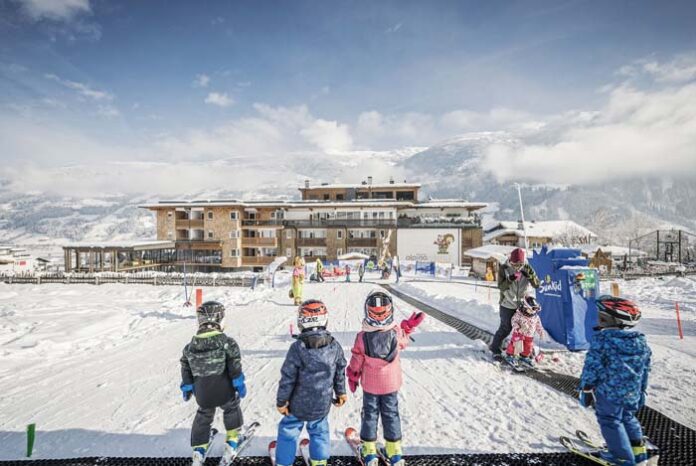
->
xmin=510 ymin=261 xmax=524 ymax=270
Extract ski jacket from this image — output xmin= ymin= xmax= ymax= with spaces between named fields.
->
xmin=276 ymin=328 xmax=347 ymax=421
xmin=180 ymin=330 xmax=243 ymax=409
xmin=498 ymin=261 xmax=540 ymax=310
xmin=511 ymin=310 xmax=544 ymax=338
xmin=348 ymin=322 xmax=410 ymax=395
xmin=580 ymin=329 xmax=651 ymax=410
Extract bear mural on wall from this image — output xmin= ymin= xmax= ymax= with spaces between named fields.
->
xmin=434 ymin=233 xmax=455 ymax=254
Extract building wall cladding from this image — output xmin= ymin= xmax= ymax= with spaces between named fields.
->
xmin=156 ymin=209 xmax=175 ymax=240
xmin=204 ymin=206 xmax=242 ymax=268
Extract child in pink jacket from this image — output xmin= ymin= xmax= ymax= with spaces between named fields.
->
xmin=505 ymin=295 xmax=544 ymax=367
xmin=346 ymin=290 xmax=424 ymax=466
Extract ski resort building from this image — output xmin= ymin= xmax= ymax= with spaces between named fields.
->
xmin=137 ymin=179 xmax=488 ymax=271
xmin=484 ymin=220 xmax=598 ymax=249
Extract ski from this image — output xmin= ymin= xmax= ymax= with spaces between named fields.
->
xmin=575 ymin=430 xmax=659 ymax=466
xmin=299 ymin=438 xmax=310 ymax=466
xmin=560 ymin=436 xmax=614 ymax=465
xmin=378 ymin=444 xmax=404 ymax=466
xmin=219 ymin=421 xmax=260 ymax=466
xmin=502 ymin=355 xmax=528 ymax=372
xmin=344 ymin=427 xmax=366 ymax=466
xmin=268 ymin=440 xmax=277 ymax=466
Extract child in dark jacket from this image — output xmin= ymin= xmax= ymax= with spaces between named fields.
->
xmin=275 ymin=299 xmax=347 ymax=466
xmin=180 ymin=301 xmax=248 ymax=466
xmin=347 ymin=290 xmax=424 ymax=466
xmin=579 ymin=296 xmax=652 ymax=466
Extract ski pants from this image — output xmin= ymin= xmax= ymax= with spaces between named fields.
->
xmin=595 ymin=393 xmax=643 ymax=465
xmin=506 ymin=332 xmax=534 ymax=357
xmin=317 ymin=273 xmax=325 ymax=282
xmin=191 ymin=396 xmax=243 ymax=447
xmin=490 ymin=305 xmax=516 ymax=355
xmin=360 ymin=391 xmax=402 ymax=442
xmin=276 ymin=414 xmax=329 ymax=465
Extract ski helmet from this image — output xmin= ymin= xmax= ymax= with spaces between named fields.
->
xmin=298 ymin=299 xmax=329 ymax=331
xmin=364 ymin=290 xmax=394 ymax=328
xmin=510 ymin=248 xmax=525 ymax=267
xmin=197 ymin=300 xmax=225 ymax=329
xmin=596 ymin=295 xmax=641 ymax=328
xmin=519 ymin=295 xmax=541 ymax=316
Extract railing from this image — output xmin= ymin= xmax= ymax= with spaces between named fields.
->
xmin=241 ymin=237 xmax=278 ymax=247
xmin=296 ymin=238 xmax=327 ymax=247
xmin=0 ymin=272 xmax=261 ymax=287
xmin=347 ymin=238 xmax=377 ymax=247
xmin=175 ymin=240 xmax=223 ymax=248
xmin=241 ymin=256 xmax=274 ymax=266
xmin=303 ymin=255 xmax=327 ymax=262
xmin=286 ymin=219 xmax=397 ymax=228
xmin=397 ymin=217 xmax=481 ymax=228
xmin=175 ymin=219 xmax=204 ymax=228
xmin=241 ymin=219 xmax=283 ymax=227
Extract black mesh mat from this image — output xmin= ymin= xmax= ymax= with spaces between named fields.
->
xmin=0 ymin=452 xmax=650 ymax=466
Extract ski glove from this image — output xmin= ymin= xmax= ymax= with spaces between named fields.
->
xmin=346 ymin=368 xmax=360 ymax=393
xmin=401 ymin=312 xmax=425 ymax=334
xmin=232 ymin=373 xmax=247 ymax=399
xmin=180 ymin=383 xmax=194 ymax=402
xmin=578 ymin=387 xmax=595 ymax=408
xmin=276 ymin=401 xmax=290 ymax=416
xmin=333 ymin=394 xmax=348 ymax=407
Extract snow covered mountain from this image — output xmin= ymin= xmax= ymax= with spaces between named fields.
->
xmin=1 ymin=132 xmax=694 ymax=250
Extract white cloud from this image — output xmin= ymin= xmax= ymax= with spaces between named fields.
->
xmin=97 ymin=105 xmax=120 ymax=118
xmin=14 ymin=0 xmax=90 ymax=21
xmin=482 ymin=81 xmax=696 ymax=184
xmin=300 ymin=119 xmax=353 ymax=154
xmin=204 ymin=92 xmax=234 ymax=107
xmin=45 ymin=73 xmax=113 ymax=101
xmin=193 ymin=74 xmax=210 ymax=88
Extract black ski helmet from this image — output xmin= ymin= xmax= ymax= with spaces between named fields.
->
xmin=596 ymin=295 xmax=641 ymax=328
xmin=197 ymin=300 xmax=225 ymax=329
xmin=518 ymin=295 xmax=541 ymax=316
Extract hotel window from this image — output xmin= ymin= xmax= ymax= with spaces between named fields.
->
xmin=337 ymin=230 xmax=343 ymax=239
xmin=167 ymin=211 xmax=173 ymax=218
xmin=286 ymin=230 xmax=292 ymax=239
xmin=286 ymin=248 xmax=292 ymax=257
xmin=230 ymin=249 xmax=239 ymax=257
xmin=229 ymin=231 xmax=239 ymax=239
xmin=207 ymin=211 xmax=213 ymax=220
xmin=208 ymin=231 xmax=214 ymax=239
xmin=337 ymin=248 xmax=343 ymax=256
xmin=230 ymin=212 xmax=238 ymax=220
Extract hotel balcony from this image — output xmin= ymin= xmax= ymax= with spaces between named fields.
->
xmin=241 ymin=256 xmax=274 ymax=266
xmin=241 ymin=237 xmax=278 ymax=247
xmin=296 ymin=237 xmax=327 ymax=247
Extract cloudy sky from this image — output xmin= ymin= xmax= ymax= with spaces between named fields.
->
xmin=1 ymin=0 xmax=695 ymax=195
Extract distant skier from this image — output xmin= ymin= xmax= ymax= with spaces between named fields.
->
xmin=347 ymin=290 xmax=425 ymax=466
xmin=180 ymin=301 xmax=248 ymax=466
xmin=275 ymin=300 xmax=347 ymax=466
xmin=345 ymin=264 xmax=351 ymax=282
xmin=489 ymin=248 xmax=540 ymax=360
xmin=291 ymin=256 xmax=305 ymax=305
xmin=315 ymin=258 xmax=325 ymax=283
xmin=358 ymin=262 xmax=365 ymax=283
xmin=504 ymin=295 xmax=544 ymax=368
xmin=578 ymin=296 xmax=651 ymax=466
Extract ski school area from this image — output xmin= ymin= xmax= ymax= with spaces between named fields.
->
xmin=0 ymin=266 xmax=694 ymax=465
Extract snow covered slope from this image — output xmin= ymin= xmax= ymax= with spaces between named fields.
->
xmin=0 ymin=281 xmax=605 ymax=459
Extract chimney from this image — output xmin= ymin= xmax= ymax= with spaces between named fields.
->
xmin=389 ymin=176 xmax=394 ymax=184
xmin=368 ymin=176 xmax=373 ymax=185
xmin=304 ymin=179 xmax=310 ymax=188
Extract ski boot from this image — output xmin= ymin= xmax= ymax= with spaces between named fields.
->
xmin=384 ymin=440 xmax=405 ymax=466
xmin=519 ymin=355 xmax=535 ymax=369
xmin=310 ymin=461 xmax=327 ymax=466
xmin=361 ymin=441 xmax=379 ymax=466
xmin=191 ymin=446 xmax=207 ymax=466
xmin=632 ymin=438 xmax=648 ymax=465
xmin=219 ymin=429 xmax=240 ymax=466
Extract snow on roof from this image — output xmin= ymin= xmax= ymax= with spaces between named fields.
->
xmin=464 ymin=245 xmax=522 ymax=262
xmin=140 ymin=199 xmax=487 ymax=210
xmin=63 ymin=240 xmax=175 ymax=250
xmin=300 ymin=182 xmax=421 ymax=189
xmin=484 ymin=220 xmax=597 ymax=242
xmin=578 ymin=244 xmax=648 ymax=257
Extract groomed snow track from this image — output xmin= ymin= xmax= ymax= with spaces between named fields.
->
xmin=383 ymin=284 xmax=696 ymax=466
xmin=1 ymin=285 xmax=692 ymax=466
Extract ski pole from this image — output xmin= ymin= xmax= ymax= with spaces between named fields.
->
xmin=675 ymin=302 xmax=684 ymax=340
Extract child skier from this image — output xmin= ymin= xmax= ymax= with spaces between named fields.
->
xmin=347 ymin=290 xmax=425 ymax=466
xmin=505 ymin=295 xmax=544 ymax=368
xmin=275 ymin=299 xmax=348 ymax=466
xmin=578 ymin=296 xmax=652 ymax=466
xmin=358 ymin=262 xmax=365 ymax=282
xmin=180 ymin=301 xmax=247 ymax=466
xmin=345 ymin=264 xmax=351 ymax=282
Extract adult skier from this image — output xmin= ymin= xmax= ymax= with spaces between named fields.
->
xmin=315 ymin=258 xmax=325 ymax=282
xmin=291 ymin=256 xmax=305 ymax=305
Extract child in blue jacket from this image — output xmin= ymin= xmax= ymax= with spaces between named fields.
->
xmin=579 ymin=296 xmax=652 ymax=466
xmin=274 ymin=299 xmax=347 ymax=466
